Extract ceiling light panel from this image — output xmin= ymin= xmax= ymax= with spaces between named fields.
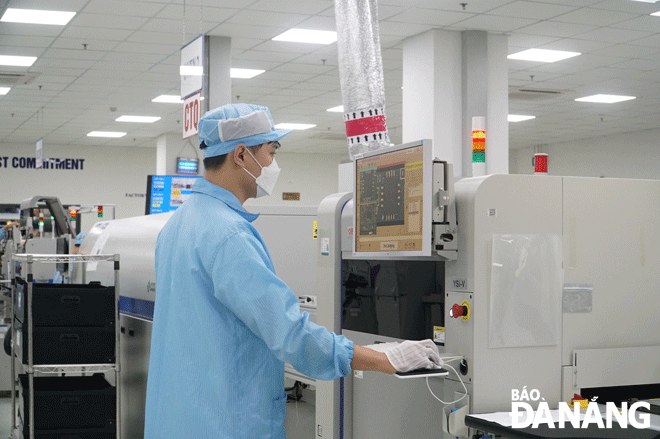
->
xmin=327 ymin=105 xmax=344 ymax=112
xmin=274 ymin=123 xmax=316 ymax=130
xmin=116 ymin=116 xmax=161 ymax=123
xmin=1 ymin=8 xmax=76 ymax=25
xmin=0 ymin=55 xmax=38 ymax=67
xmin=575 ymin=94 xmax=636 ymax=103
xmin=152 ymin=95 xmax=183 ymax=103
xmin=272 ymin=28 xmax=337 ymax=44
xmin=230 ymin=68 xmax=265 ymax=79
xmin=508 ymin=48 xmax=581 ymax=63
xmin=0 ymin=87 xmax=10 ymax=95
xmin=652 ymin=11 xmax=660 ymax=15
xmin=508 ymin=115 xmax=536 ymax=122
xmin=87 ymin=131 xmax=127 ymax=138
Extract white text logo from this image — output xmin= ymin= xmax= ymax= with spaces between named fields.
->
xmin=511 ymin=388 xmax=650 ymax=429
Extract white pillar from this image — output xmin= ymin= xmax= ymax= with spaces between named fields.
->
xmin=402 ymin=29 xmax=509 ymax=178
xmin=156 ymin=133 xmax=185 ymax=175
xmin=485 ymin=33 xmax=509 ymax=175
xmin=402 ymin=30 xmax=462 ymax=176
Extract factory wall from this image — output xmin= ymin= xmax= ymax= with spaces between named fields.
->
xmin=0 ymin=144 xmax=156 ymax=224
xmin=244 ymin=152 xmax=342 ymax=209
xmin=0 ymin=143 xmax=343 ymax=227
xmin=509 ymin=127 xmax=660 ymax=180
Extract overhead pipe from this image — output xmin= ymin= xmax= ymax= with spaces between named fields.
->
xmin=334 ymin=0 xmax=390 ymax=160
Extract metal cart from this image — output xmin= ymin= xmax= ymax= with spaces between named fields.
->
xmin=9 ymin=253 xmax=121 ymax=439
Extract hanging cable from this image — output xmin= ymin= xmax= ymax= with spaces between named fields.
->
xmin=182 ymin=0 xmax=186 ymax=46
xmin=426 ymin=357 xmax=468 ymax=405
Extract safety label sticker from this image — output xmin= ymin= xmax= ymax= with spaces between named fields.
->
xmin=433 ymin=326 xmax=445 ymax=343
xmin=321 ymin=237 xmax=330 ymax=256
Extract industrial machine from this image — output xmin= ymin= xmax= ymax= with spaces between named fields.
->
xmin=76 ymin=206 xmax=321 ymax=439
xmin=1 ymin=196 xmax=76 ymax=316
xmin=312 ymin=139 xmax=660 ymax=439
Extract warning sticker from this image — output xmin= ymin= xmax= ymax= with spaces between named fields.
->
xmin=433 ymin=326 xmax=445 ymax=343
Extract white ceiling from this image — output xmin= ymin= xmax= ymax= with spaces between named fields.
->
xmin=1 ymin=0 xmax=660 ymax=156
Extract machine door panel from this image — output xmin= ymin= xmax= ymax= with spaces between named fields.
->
xmin=562 ymin=177 xmax=660 ymax=365
xmin=344 ymin=330 xmax=444 ymax=439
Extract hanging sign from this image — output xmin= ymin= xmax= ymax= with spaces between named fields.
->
xmin=180 ymin=35 xmax=204 ymax=99
xmin=183 ymin=92 xmax=201 ymax=139
xmin=36 ymin=138 xmax=44 ymax=169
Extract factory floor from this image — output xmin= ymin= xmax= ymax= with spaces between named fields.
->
xmin=0 ymin=397 xmax=12 ymax=439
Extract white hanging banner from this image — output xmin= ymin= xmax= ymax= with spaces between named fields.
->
xmin=36 ymin=138 xmax=44 ymax=169
xmin=183 ymin=92 xmax=201 ymax=139
xmin=180 ymin=35 xmax=204 ymax=99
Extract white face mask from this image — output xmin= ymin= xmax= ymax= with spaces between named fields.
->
xmin=242 ymin=148 xmax=281 ymax=198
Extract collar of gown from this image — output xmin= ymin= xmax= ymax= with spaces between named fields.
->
xmin=191 ymin=178 xmax=259 ymax=222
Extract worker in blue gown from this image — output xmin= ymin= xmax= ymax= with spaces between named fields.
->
xmin=144 ymin=103 xmax=442 ymax=439
xmin=0 ymin=222 xmax=14 ymax=241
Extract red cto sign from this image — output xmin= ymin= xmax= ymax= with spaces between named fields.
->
xmin=183 ymin=92 xmax=201 ymax=139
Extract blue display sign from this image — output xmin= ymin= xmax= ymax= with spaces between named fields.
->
xmin=145 ymin=175 xmax=201 ymax=214
xmin=177 ymin=157 xmax=199 ymax=174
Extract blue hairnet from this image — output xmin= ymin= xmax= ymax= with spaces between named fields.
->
xmin=198 ymin=103 xmax=291 ymax=158
xmin=75 ymin=231 xmax=87 ymax=246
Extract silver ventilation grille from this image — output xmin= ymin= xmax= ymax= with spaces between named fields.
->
xmin=0 ymin=72 xmax=41 ymax=86
xmin=509 ymin=88 xmax=563 ymax=101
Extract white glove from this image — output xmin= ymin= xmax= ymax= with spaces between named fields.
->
xmin=384 ymin=339 xmax=443 ymax=373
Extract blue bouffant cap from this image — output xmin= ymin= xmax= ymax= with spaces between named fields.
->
xmin=198 ymin=103 xmax=291 ymax=158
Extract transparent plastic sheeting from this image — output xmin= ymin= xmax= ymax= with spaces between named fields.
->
xmin=489 ymin=234 xmax=563 ymax=349
xmin=334 ymin=0 xmax=390 ymax=159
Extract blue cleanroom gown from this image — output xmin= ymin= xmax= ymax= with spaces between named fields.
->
xmin=0 ymin=229 xmax=5 ymax=240
xmin=144 ymin=178 xmax=354 ymax=439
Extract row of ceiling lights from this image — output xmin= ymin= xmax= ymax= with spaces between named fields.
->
xmin=2 ymin=6 xmax=659 ymax=136
xmin=506 ymin=47 xmax=641 ymax=123
xmin=0 ymin=8 xmax=333 ymax=138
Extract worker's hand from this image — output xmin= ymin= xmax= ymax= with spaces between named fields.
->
xmin=384 ymin=339 xmax=443 ymax=373
xmin=3 ymin=221 xmax=14 ymax=231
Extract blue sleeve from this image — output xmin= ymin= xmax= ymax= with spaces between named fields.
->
xmin=0 ymin=229 xmax=5 ymax=240
xmin=211 ymin=231 xmax=353 ymax=380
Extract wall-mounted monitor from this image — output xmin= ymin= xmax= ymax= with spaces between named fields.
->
xmin=353 ymin=139 xmax=433 ymax=258
xmin=176 ymin=157 xmax=199 ymax=174
xmin=145 ymin=175 xmax=201 ymax=214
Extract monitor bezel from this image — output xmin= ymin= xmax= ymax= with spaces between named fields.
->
xmin=352 ymin=139 xmax=433 ymax=258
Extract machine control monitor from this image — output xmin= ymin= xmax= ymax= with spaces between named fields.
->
xmin=354 ymin=140 xmax=433 ymax=257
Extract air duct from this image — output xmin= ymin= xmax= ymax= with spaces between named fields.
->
xmin=334 ymin=0 xmax=390 ymax=160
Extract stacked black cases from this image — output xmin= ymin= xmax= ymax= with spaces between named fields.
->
xmin=15 ymin=279 xmax=117 ymax=439
xmin=19 ymin=374 xmax=116 ymax=439
xmin=14 ymin=280 xmax=115 ymax=365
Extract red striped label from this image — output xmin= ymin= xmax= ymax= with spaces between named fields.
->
xmin=345 ymin=115 xmax=387 ymax=137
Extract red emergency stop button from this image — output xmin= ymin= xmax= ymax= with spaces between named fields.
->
xmin=450 ymin=303 xmax=468 ymax=318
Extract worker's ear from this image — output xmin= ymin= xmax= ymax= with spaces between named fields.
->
xmin=231 ymin=144 xmax=248 ymax=168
